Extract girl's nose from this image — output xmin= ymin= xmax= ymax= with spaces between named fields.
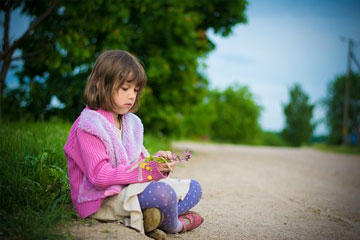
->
xmin=129 ymin=89 xmax=136 ymax=99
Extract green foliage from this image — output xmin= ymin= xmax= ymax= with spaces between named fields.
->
xmin=143 ymin=134 xmax=171 ymax=155
xmin=180 ymin=84 xmax=262 ymax=144
xmin=312 ymin=143 xmax=360 ymax=155
xmin=324 ymin=73 xmax=360 ymax=145
xmin=179 ymin=90 xmax=217 ymax=140
xmin=256 ymin=131 xmax=288 ymax=146
xmin=282 ymin=84 xmax=315 ymax=146
xmin=0 ymin=122 xmax=73 ymax=239
xmin=210 ymin=85 xmax=261 ymax=144
xmin=12 ymin=0 xmax=248 ymax=134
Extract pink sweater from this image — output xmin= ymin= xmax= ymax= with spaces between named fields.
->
xmin=63 ymin=107 xmax=166 ymax=218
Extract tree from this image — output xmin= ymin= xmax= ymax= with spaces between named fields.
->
xmin=324 ymin=73 xmax=360 ymax=145
xmin=209 ymin=85 xmax=261 ymax=143
xmin=282 ymin=84 xmax=315 ymax=146
xmin=7 ymin=0 xmax=248 ymax=135
xmin=0 ymin=0 xmax=60 ymax=121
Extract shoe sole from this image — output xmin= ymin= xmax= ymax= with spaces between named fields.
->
xmin=146 ymin=229 xmax=167 ymax=240
xmin=143 ymin=208 xmax=162 ymax=232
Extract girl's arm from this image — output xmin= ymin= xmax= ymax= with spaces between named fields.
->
xmin=76 ymin=129 xmax=167 ymax=189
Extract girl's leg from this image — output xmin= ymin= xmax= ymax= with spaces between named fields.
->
xmin=178 ymin=180 xmax=202 ymax=215
xmin=138 ymin=180 xmax=203 ymax=233
xmin=138 ymin=182 xmax=183 ymax=233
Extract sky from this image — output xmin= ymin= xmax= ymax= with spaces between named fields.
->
xmin=204 ymin=0 xmax=360 ymax=135
xmin=3 ymin=0 xmax=360 ymax=135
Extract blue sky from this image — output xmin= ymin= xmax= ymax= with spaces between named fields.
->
xmin=205 ymin=0 xmax=360 ymax=135
xmin=4 ymin=0 xmax=360 ymax=135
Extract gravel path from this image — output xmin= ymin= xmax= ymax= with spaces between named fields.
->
xmin=66 ymin=142 xmax=360 ymax=239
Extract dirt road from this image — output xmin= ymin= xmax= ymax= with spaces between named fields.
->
xmin=67 ymin=142 xmax=360 ymax=239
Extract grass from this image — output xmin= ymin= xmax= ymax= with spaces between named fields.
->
xmin=312 ymin=143 xmax=360 ymax=155
xmin=0 ymin=121 xmax=170 ymax=239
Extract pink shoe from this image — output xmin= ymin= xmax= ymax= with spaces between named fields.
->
xmin=178 ymin=211 xmax=204 ymax=233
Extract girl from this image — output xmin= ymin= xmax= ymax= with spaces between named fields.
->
xmin=63 ymin=50 xmax=203 ymax=237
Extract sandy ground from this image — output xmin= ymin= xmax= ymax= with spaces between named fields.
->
xmin=65 ymin=141 xmax=360 ymax=239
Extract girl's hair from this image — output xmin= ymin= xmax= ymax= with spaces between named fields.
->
xmin=84 ymin=50 xmax=147 ymax=113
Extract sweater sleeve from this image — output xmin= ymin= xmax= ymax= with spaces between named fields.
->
xmin=76 ymin=129 xmax=167 ymax=189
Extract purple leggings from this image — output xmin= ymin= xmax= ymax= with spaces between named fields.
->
xmin=138 ymin=180 xmax=202 ymax=233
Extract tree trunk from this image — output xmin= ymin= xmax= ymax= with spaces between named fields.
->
xmin=0 ymin=0 xmax=60 ymax=122
xmin=0 ymin=0 xmax=12 ymax=122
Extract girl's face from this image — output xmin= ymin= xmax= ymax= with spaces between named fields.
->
xmin=113 ymin=81 xmax=139 ymax=115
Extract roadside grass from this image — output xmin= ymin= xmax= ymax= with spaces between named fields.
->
xmin=312 ymin=143 xmax=360 ymax=155
xmin=0 ymin=121 xmax=170 ymax=239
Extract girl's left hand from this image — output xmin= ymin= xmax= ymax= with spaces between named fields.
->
xmin=154 ymin=150 xmax=172 ymax=160
xmin=158 ymin=161 xmax=176 ymax=173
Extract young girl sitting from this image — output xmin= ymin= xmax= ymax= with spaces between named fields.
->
xmin=63 ymin=50 xmax=203 ymax=237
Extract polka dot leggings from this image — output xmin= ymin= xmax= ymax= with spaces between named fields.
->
xmin=138 ymin=180 xmax=202 ymax=233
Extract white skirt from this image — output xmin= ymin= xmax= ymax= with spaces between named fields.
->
xmin=90 ymin=178 xmax=191 ymax=233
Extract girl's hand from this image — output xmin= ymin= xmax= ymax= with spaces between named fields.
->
xmin=154 ymin=150 xmax=172 ymax=160
xmin=153 ymin=150 xmax=177 ymax=174
xmin=158 ymin=161 xmax=176 ymax=173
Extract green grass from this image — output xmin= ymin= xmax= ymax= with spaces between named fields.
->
xmin=0 ymin=121 xmax=170 ymax=239
xmin=312 ymin=143 xmax=360 ymax=155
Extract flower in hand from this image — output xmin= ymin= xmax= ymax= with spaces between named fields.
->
xmin=128 ymin=150 xmax=192 ymax=181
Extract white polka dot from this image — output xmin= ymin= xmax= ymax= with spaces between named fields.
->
xmin=164 ymin=203 xmax=167 ymax=206
xmin=161 ymin=194 xmax=164 ymax=197
xmin=195 ymin=190 xmax=197 ymax=193
xmin=164 ymin=210 xmax=167 ymax=212
xmin=167 ymin=214 xmax=170 ymax=217
xmin=184 ymin=203 xmax=187 ymax=206
xmin=170 ymin=209 xmax=173 ymax=211
xmin=172 ymin=201 xmax=174 ymax=204
xmin=156 ymin=205 xmax=159 ymax=208
xmin=149 ymin=190 xmax=152 ymax=194
xmin=141 ymin=195 xmax=144 ymax=198
xmin=153 ymin=197 xmax=156 ymax=201
xmin=146 ymin=202 xmax=149 ymax=205
xmin=157 ymin=185 xmax=160 ymax=188
xmin=191 ymin=201 xmax=193 ymax=204
xmin=170 ymin=191 xmax=173 ymax=194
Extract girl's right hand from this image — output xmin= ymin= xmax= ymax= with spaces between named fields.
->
xmin=158 ymin=161 xmax=176 ymax=174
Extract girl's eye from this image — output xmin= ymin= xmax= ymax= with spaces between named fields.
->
xmin=121 ymin=87 xmax=129 ymax=91
xmin=135 ymin=89 xmax=140 ymax=92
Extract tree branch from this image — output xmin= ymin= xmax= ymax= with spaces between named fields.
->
xmin=11 ymin=48 xmax=45 ymax=61
xmin=3 ymin=1 xmax=10 ymax=50
xmin=4 ymin=0 xmax=60 ymax=57
xmin=1 ymin=0 xmax=12 ymax=58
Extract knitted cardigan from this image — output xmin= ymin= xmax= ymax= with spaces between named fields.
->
xmin=63 ymin=107 xmax=166 ymax=218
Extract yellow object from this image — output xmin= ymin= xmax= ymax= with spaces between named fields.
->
xmin=146 ymin=166 xmax=151 ymax=171
xmin=147 ymin=175 xmax=153 ymax=180
xmin=141 ymin=163 xmax=146 ymax=168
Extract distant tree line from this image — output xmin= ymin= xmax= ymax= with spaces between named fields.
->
xmin=281 ymin=74 xmax=360 ymax=147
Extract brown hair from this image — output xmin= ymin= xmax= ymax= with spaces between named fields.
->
xmin=84 ymin=50 xmax=147 ymax=112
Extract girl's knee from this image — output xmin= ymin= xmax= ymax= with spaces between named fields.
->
xmin=190 ymin=179 xmax=202 ymax=197
xmin=148 ymin=182 xmax=177 ymax=205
